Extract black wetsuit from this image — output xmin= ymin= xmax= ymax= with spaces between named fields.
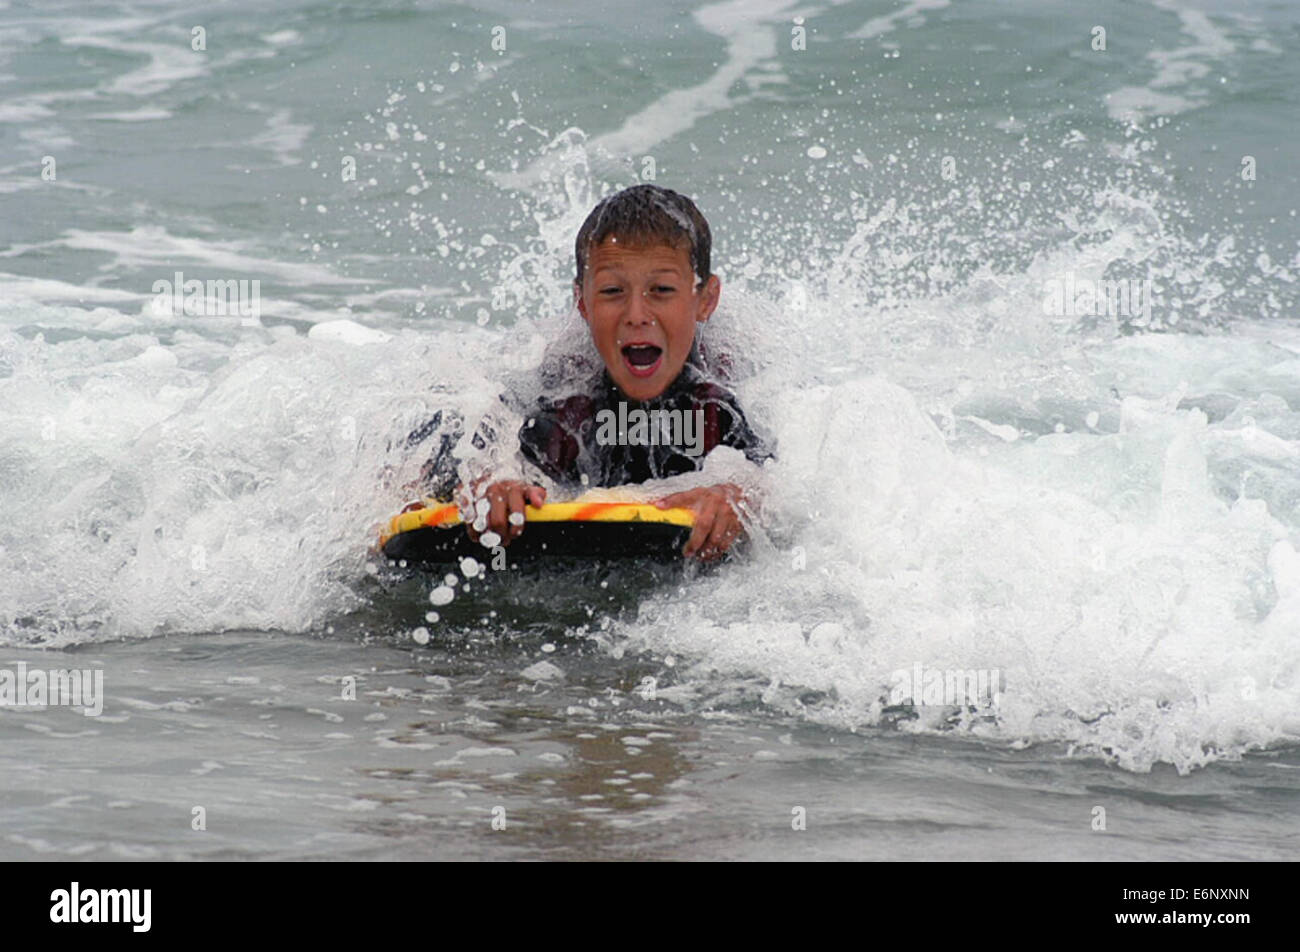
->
xmin=411 ymin=355 xmax=772 ymax=498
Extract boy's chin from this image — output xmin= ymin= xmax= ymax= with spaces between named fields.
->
xmin=615 ymin=378 xmax=668 ymax=401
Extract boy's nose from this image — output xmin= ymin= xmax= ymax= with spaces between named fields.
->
xmin=622 ymin=292 xmax=656 ymax=325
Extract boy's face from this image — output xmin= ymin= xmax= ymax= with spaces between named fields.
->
xmin=575 ymin=236 xmax=720 ymax=402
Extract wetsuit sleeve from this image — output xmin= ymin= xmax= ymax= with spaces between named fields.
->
xmin=406 ymin=409 xmax=497 ymax=500
xmin=697 ymin=385 xmax=775 ymax=467
xmin=517 ymin=396 xmax=591 ymax=488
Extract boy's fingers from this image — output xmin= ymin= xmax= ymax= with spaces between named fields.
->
xmin=684 ymin=506 xmax=715 ymax=558
xmin=489 ymin=488 xmax=509 ymax=540
xmin=698 ymin=519 xmax=725 ymax=561
xmin=465 ymin=482 xmax=544 ymax=547
xmin=654 ymin=492 xmax=689 ymax=509
xmin=701 ymin=510 xmax=741 ymax=561
xmin=697 ymin=509 xmax=725 ymax=560
xmin=506 ymin=484 xmax=528 ymax=540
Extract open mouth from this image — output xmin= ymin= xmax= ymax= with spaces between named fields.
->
xmin=620 ymin=344 xmax=663 ymax=378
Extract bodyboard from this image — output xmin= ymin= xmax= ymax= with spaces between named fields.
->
xmin=379 ymin=497 xmax=694 ymax=565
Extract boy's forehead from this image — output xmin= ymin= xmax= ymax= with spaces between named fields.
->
xmin=586 ymin=236 xmax=691 ymax=273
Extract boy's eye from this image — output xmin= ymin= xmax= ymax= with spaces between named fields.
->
xmin=595 ymin=284 xmax=676 ymax=297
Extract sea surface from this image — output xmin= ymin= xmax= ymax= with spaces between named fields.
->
xmin=2 ymin=0 xmax=1299 ymax=860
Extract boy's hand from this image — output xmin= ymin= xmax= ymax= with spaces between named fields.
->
xmin=466 ymin=480 xmax=546 ymax=546
xmin=653 ymin=483 xmax=747 ymax=561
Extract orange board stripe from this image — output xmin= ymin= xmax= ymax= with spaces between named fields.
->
xmin=378 ymin=498 xmax=694 ymax=549
xmin=425 ymin=505 xmax=459 ymax=526
xmin=570 ymin=502 xmax=623 ymax=521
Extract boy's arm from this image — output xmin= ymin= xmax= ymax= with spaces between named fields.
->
xmin=518 ymin=395 xmax=591 ymax=487
xmin=464 ymin=479 xmax=546 ymax=545
xmin=654 ymin=481 xmax=752 ymax=561
xmin=656 ymin=387 xmax=773 ymax=560
xmin=401 ymin=408 xmax=535 ymax=542
xmin=464 ymin=398 xmax=590 ymax=545
xmin=399 ymin=409 xmax=464 ymax=501
xmin=704 ymin=386 xmax=774 ymax=468
xmin=403 ymin=408 xmax=510 ymax=498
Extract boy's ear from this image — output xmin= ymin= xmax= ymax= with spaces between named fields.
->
xmin=695 ymin=274 xmax=720 ymax=323
xmin=573 ymin=280 xmax=588 ymax=321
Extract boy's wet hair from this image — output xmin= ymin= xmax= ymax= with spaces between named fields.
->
xmin=574 ymin=184 xmax=712 ymax=287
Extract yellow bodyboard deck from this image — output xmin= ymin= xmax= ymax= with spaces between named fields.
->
xmin=379 ymin=497 xmax=694 ymax=565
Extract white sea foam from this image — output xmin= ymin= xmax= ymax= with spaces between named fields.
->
xmin=1107 ymin=0 xmax=1237 ymax=122
xmin=307 ymin=320 xmax=392 ymax=345
xmin=263 ymin=30 xmax=301 ymax=47
xmin=88 ymin=108 xmax=172 ymax=122
xmin=247 ymin=107 xmax=312 ymax=167
xmin=492 ymin=0 xmax=791 ymax=191
xmin=39 ymin=226 xmax=367 ymax=287
xmin=61 ymin=35 xmax=209 ymax=98
xmin=847 ymin=0 xmax=951 ymax=40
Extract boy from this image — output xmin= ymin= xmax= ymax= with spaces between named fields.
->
xmin=419 ymin=185 xmax=771 ymax=561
